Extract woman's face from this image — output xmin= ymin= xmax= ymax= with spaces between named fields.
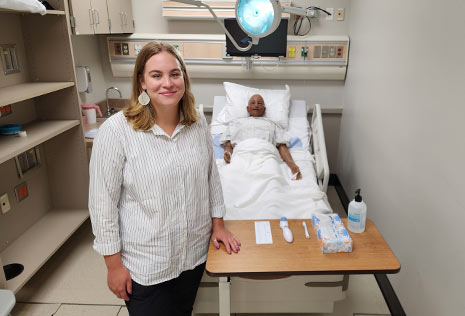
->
xmin=140 ymin=51 xmax=185 ymax=110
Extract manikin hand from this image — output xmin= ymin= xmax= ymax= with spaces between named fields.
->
xmin=224 ymin=151 xmax=232 ymax=164
xmin=290 ymin=164 xmax=302 ymax=180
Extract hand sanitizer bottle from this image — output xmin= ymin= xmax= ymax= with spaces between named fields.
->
xmin=347 ymin=189 xmax=367 ymax=233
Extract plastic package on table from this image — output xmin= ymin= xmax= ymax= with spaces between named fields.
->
xmin=312 ymin=214 xmax=353 ymax=253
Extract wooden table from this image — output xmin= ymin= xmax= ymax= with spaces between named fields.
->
xmin=206 ymin=218 xmax=400 ymax=316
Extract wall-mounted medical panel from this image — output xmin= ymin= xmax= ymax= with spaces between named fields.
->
xmin=162 ymin=0 xmax=291 ymax=19
xmin=108 ymin=34 xmax=349 ymax=80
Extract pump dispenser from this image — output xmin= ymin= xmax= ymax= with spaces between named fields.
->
xmin=347 ymin=189 xmax=367 ymax=233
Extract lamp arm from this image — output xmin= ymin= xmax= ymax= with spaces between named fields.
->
xmin=281 ymin=5 xmax=311 ymax=16
xmin=202 ymin=2 xmax=253 ymax=51
xmin=171 ymin=0 xmax=203 ymax=6
xmin=172 ymin=0 xmax=253 ymax=51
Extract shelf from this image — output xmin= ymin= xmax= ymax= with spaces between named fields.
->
xmin=1 ymin=209 xmax=89 ymax=293
xmin=0 ymin=120 xmax=80 ymax=164
xmin=45 ymin=10 xmax=66 ymax=15
xmin=0 ymin=82 xmax=74 ymax=106
xmin=0 ymin=9 xmax=65 ymax=15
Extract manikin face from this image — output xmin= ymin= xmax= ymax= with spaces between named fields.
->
xmin=247 ymin=94 xmax=266 ymax=117
xmin=139 ymin=51 xmax=185 ymax=111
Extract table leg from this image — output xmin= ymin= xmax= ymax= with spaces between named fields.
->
xmin=218 ymin=276 xmax=231 ymax=316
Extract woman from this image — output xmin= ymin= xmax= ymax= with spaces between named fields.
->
xmin=89 ymin=42 xmax=240 ymax=315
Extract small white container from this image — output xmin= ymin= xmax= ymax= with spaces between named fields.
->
xmin=347 ymin=189 xmax=367 ymax=233
xmin=82 ymin=108 xmax=96 ymax=124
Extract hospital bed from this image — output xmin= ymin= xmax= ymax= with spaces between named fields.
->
xmin=193 ymin=97 xmax=347 ymax=314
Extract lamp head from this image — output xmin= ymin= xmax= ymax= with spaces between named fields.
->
xmin=235 ymin=0 xmax=282 ymax=41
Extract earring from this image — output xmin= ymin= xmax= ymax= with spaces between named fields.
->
xmin=138 ymin=90 xmax=150 ymax=106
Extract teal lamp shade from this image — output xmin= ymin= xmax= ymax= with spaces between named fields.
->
xmin=236 ymin=0 xmax=276 ymax=36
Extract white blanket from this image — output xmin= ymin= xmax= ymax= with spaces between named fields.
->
xmin=217 ymin=138 xmax=331 ymax=220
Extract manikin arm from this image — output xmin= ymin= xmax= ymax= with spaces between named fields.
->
xmin=278 ymin=144 xmax=302 ymax=180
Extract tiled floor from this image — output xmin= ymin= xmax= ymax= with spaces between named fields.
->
xmin=11 ymin=186 xmax=390 ymax=316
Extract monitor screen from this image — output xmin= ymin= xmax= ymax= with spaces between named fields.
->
xmin=224 ymin=18 xmax=288 ymax=57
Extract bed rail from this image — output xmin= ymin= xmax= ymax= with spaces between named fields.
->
xmin=310 ymin=104 xmax=329 ymax=193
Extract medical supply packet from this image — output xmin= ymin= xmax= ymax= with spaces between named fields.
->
xmin=312 ymin=214 xmax=353 ymax=253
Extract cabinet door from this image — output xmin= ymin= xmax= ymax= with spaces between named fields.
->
xmin=120 ymin=0 xmax=135 ymax=33
xmin=69 ymin=0 xmax=94 ymax=35
xmin=107 ymin=0 xmax=124 ymax=34
xmin=90 ymin=0 xmax=111 ymax=34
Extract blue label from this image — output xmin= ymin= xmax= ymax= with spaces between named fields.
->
xmin=349 ymin=213 xmax=360 ymax=222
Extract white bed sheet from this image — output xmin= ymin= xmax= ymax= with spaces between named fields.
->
xmin=211 ymin=97 xmax=332 ymax=220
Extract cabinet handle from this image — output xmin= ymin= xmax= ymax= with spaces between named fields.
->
xmin=93 ymin=9 xmax=100 ymax=25
xmin=120 ymin=12 xmax=124 ymax=27
xmin=124 ymin=12 xmax=128 ymax=26
xmin=88 ymin=9 xmax=94 ymax=25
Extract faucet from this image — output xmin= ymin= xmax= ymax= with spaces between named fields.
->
xmin=105 ymin=86 xmax=122 ymax=117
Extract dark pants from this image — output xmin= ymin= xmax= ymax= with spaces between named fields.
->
xmin=125 ymin=263 xmax=205 ymax=316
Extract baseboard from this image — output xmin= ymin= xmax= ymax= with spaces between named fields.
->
xmin=329 ymin=174 xmax=406 ymax=316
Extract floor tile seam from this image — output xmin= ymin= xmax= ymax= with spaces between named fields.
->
xmin=17 ymin=301 xmax=125 ymax=307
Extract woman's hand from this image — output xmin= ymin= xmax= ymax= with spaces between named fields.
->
xmin=211 ymin=218 xmax=241 ymax=254
xmin=104 ymin=253 xmax=132 ymax=301
xmin=290 ymin=164 xmax=302 ymax=180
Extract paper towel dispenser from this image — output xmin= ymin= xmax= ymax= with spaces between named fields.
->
xmin=76 ymin=66 xmax=92 ymax=93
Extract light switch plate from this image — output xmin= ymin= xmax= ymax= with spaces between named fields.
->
xmin=0 ymin=193 xmax=11 ymax=214
xmin=326 ymin=8 xmax=334 ymax=20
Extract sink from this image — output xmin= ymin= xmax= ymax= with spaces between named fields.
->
xmin=100 ymin=107 xmax=121 ymax=118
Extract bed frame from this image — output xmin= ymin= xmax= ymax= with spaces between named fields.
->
xmin=194 ymin=101 xmax=345 ymax=315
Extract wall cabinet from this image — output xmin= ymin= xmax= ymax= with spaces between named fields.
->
xmin=0 ymin=0 xmax=89 ymax=293
xmin=107 ymin=0 xmax=135 ymax=34
xmin=69 ymin=0 xmax=134 ymax=35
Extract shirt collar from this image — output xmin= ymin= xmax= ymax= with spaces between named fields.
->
xmin=151 ymin=112 xmax=186 ymax=138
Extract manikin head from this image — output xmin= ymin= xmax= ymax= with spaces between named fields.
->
xmin=246 ymin=94 xmax=266 ymax=117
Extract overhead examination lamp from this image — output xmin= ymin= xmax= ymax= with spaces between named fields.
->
xmin=173 ymin=0 xmax=325 ymax=51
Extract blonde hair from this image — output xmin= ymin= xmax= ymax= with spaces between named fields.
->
xmin=124 ymin=41 xmax=199 ymax=130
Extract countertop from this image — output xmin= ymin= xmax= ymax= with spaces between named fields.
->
xmin=82 ymin=118 xmax=105 ymax=146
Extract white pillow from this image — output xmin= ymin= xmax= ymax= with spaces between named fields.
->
xmin=0 ymin=0 xmax=46 ymax=14
xmin=216 ymin=82 xmax=291 ymax=129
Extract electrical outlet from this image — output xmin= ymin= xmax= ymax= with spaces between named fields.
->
xmin=0 ymin=105 xmax=12 ymax=117
xmin=336 ymin=8 xmax=345 ymax=21
xmin=0 ymin=44 xmax=20 ymax=75
xmin=15 ymin=182 xmax=29 ymax=202
xmin=0 ymin=193 xmax=11 ymax=214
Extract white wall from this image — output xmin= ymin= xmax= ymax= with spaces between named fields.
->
xmin=339 ymin=1 xmax=465 ymax=315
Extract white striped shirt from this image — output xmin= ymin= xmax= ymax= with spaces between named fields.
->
xmin=89 ymin=111 xmax=225 ymax=286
